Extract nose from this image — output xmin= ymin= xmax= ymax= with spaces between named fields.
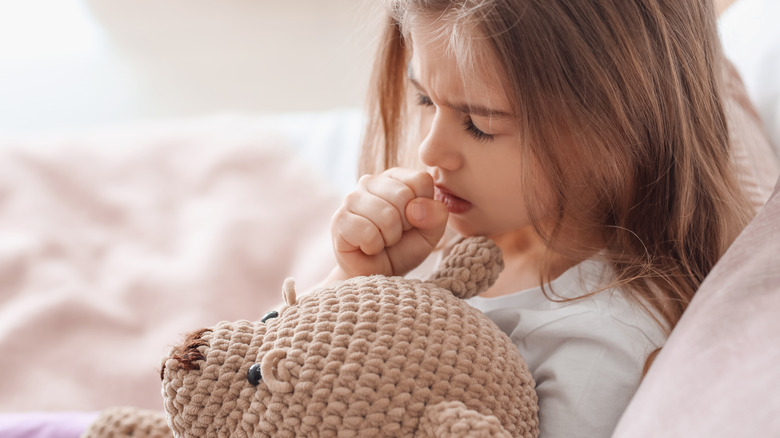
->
xmin=418 ymin=111 xmax=463 ymax=172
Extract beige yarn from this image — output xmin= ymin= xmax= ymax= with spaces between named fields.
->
xmin=427 ymin=236 xmax=505 ymax=299
xmin=81 ymin=406 xmax=169 ymax=438
xmin=89 ymin=236 xmax=539 ymax=437
xmin=419 ymin=401 xmax=512 ymax=438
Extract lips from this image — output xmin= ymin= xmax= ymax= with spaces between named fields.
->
xmin=434 ymin=185 xmax=472 ymax=214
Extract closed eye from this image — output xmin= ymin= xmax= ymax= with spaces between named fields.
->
xmin=463 ymin=118 xmax=494 ymax=143
xmin=416 ymin=93 xmax=434 ymax=107
xmin=415 ymin=90 xmax=495 ymax=143
xmin=417 ymin=92 xmax=493 ymax=143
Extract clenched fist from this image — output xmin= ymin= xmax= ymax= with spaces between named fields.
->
xmin=330 ymin=167 xmax=449 ymax=278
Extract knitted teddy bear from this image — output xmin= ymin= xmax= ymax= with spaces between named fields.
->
xmin=83 ymin=236 xmax=539 ymax=437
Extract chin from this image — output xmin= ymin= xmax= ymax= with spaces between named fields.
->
xmin=448 ymin=217 xmax=533 ymax=242
xmin=447 ymin=218 xmax=491 ymax=239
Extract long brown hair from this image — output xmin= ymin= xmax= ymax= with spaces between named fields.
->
xmin=361 ymin=0 xmax=753 ymax=338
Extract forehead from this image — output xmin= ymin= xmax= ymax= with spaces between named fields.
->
xmin=406 ymin=16 xmax=508 ymax=102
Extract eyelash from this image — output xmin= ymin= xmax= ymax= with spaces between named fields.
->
xmin=463 ymin=120 xmax=494 ymax=143
xmin=415 ymin=93 xmax=494 ymax=143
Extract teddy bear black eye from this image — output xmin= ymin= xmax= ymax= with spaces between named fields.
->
xmin=247 ymin=363 xmax=262 ymax=386
xmin=261 ymin=310 xmax=279 ymax=323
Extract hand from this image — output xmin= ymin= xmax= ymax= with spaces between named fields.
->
xmin=330 ymin=167 xmax=449 ymax=278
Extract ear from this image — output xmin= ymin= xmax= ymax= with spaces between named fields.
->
xmin=282 ymin=277 xmax=297 ymax=306
xmin=426 ymin=236 xmax=504 ymax=299
xmin=419 ymin=401 xmax=512 ymax=438
xmin=260 ymin=347 xmax=294 ymax=394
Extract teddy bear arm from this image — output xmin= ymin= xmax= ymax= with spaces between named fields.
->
xmin=81 ymin=406 xmax=171 ymax=438
xmin=418 ymin=401 xmax=512 ymax=438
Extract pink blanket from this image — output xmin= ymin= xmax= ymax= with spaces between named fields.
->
xmin=0 ymin=115 xmax=342 ymax=412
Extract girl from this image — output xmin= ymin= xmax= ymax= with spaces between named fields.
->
xmin=327 ymin=0 xmax=753 ymax=436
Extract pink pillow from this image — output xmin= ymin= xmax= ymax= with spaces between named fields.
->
xmin=612 ymin=177 xmax=780 ymax=436
xmin=722 ymin=60 xmax=779 ymax=209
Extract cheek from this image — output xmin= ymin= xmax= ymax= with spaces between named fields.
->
xmin=478 ymin=149 xmax=540 ymax=223
xmin=512 ymin=158 xmax=557 ymax=223
xmin=490 ymin=179 xmax=528 ymax=224
xmin=474 ymin=162 xmax=527 ymax=221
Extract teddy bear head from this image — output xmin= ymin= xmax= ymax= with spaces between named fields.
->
xmin=160 ymin=236 xmax=539 ymax=437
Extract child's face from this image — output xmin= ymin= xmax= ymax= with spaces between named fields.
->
xmin=409 ymin=22 xmax=552 ymax=238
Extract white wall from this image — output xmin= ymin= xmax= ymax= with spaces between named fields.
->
xmin=720 ymin=0 xmax=780 ymax=154
xmin=0 ymin=0 xmax=381 ymax=133
xmin=2 ymin=0 xmax=777 ymax=152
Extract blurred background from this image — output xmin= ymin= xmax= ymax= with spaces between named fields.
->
xmin=0 ymin=0 xmax=380 ymax=133
xmin=0 ymin=0 xmax=776 ymax=147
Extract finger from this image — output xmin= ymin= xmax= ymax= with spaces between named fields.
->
xmin=404 ymin=198 xmax=449 ymax=247
xmin=334 ymin=246 xmax=393 ymax=278
xmin=346 ymin=194 xmax=404 ymax=248
xmin=360 ymin=173 xmax=417 ymax=231
xmin=383 ymin=199 xmax=449 ymax=275
xmin=383 ymin=167 xmax=435 ymax=199
xmin=332 ymin=211 xmax=385 ymax=256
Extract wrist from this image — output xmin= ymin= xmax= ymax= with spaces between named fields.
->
xmin=321 ymin=265 xmax=351 ymax=286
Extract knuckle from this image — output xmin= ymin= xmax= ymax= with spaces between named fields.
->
xmin=330 ymin=205 xmax=350 ymax=224
xmin=365 ymin=223 xmax=382 ymax=242
xmin=410 ymin=172 xmax=433 ymax=193
xmin=383 ymin=167 xmax=410 ymax=182
xmin=376 ymin=204 xmax=402 ymax=230
xmin=412 ymin=171 xmax=433 ymax=186
xmin=330 ymin=220 xmax=353 ymax=249
xmin=343 ymin=191 xmax=363 ymax=206
xmin=394 ymin=185 xmax=416 ymax=203
xmin=362 ymin=227 xmax=384 ymax=253
xmin=358 ymin=174 xmax=375 ymax=186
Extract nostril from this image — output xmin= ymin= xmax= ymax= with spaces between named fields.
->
xmin=247 ymin=363 xmax=262 ymax=386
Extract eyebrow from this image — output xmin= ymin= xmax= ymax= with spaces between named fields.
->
xmin=408 ymin=75 xmax=514 ymax=120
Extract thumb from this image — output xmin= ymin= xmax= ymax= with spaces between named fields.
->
xmin=406 ymin=198 xmax=449 ymax=245
xmin=384 ymin=198 xmax=449 ymax=276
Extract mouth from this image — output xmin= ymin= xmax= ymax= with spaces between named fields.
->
xmin=434 ymin=185 xmax=472 ymax=214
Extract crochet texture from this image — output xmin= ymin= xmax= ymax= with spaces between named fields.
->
xmin=85 ymin=236 xmax=539 ymax=437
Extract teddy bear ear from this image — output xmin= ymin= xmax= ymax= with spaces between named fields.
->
xmin=426 ymin=236 xmax=504 ymax=299
xmin=418 ymin=401 xmax=512 ymax=438
xmin=282 ymin=278 xmax=297 ymax=306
